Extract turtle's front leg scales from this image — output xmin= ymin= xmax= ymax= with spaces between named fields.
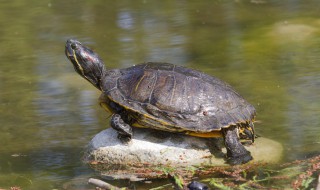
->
xmin=110 ymin=114 xmax=133 ymax=144
xmin=222 ymin=126 xmax=253 ymax=165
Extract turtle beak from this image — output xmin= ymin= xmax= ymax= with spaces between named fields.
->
xmin=65 ymin=39 xmax=88 ymax=79
xmin=65 ymin=39 xmax=81 ymax=60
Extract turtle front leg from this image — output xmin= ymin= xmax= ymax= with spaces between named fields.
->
xmin=222 ymin=126 xmax=253 ymax=165
xmin=110 ymin=114 xmax=133 ymax=144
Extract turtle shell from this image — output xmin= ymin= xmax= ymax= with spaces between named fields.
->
xmin=100 ymin=62 xmax=255 ymax=133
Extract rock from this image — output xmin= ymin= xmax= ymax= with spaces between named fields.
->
xmin=269 ymin=22 xmax=316 ymax=43
xmin=84 ymin=128 xmax=283 ymax=180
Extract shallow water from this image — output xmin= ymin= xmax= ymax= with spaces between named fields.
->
xmin=0 ymin=1 xmax=319 ymax=189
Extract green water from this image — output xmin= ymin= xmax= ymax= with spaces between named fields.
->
xmin=0 ymin=1 xmax=319 ymax=189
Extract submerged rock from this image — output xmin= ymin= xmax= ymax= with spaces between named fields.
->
xmin=84 ymin=128 xmax=282 ymax=180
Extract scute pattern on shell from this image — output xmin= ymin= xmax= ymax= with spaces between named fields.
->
xmin=101 ymin=62 xmax=255 ymax=132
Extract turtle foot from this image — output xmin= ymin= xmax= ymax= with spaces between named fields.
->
xmin=117 ymin=134 xmax=132 ymax=145
xmin=227 ymin=151 xmax=253 ymax=165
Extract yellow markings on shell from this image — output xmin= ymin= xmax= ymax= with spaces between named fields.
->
xmin=133 ymin=119 xmax=222 ymax=138
xmin=102 ymin=95 xmax=253 ymax=139
xmin=185 ymin=131 xmax=222 ymax=138
xmin=100 ymin=102 xmax=113 ymax=114
xmin=135 ymin=74 xmax=146 ymax=92
xmin=106 ymin=94 xmax=173 ymax=128
xmin=132 ymin=122 xmax=148 ymax=128
xmin=135 ymin=112 xmax=171 ymax=127
xmin=170 ymin=75 xmax=176 ymax=105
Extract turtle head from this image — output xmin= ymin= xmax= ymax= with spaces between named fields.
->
xmin=65 ymin=39 xmax=105 ymax=90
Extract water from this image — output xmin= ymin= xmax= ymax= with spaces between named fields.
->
xmin=0 ymin=1 xmax=319 ymax=189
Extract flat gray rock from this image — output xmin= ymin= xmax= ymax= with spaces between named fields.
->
xmin=84 ymin=128 xmax=283 ymax=180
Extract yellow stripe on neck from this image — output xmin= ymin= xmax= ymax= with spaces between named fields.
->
xmin=73 ymin=50 xmax=85 ymax=76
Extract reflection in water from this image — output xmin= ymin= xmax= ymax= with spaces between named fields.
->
xmin=117 ymin=9 xmax=137 ymax=67
xmin=0 ymin=1 xmax=319 ymax=189
xmin=79 ymin=90 xmax=98 ymax=125
xmin=117 ymin=10 xmax=135 ymax=30
xmin=116 ymin=5 xmax=189 ymax=68
xmin=142 ymin=8 xmax=188 ymax=64
xmin=36 ymin=80 xmax=69 ymax=119
xmin=286 ymin=51 xmax=320 ymax=159
xmin=222 ymin=2 xmax=244 ymax=67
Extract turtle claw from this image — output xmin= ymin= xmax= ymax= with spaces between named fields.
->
xmin=110 ymin=114 xmax=133 ymax=145
xmin=227 ymin=151 xmax=253 ymax=165
xmin=117 ymin=134 xmax=132 ymax=145
xmin=239 ymin=122 xmax=255 ymax=143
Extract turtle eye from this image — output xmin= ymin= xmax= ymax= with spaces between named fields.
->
xmin=71 ymin=43 xmax=78 ymax=50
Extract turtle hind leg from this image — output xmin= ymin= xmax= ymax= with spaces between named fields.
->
xmin=110 ymin=114 xmax=133 ymax=144
xmin=222 ymin=125 xmax=253 ymax=165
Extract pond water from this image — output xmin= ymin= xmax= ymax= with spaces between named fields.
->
xmin=0 ymin=1 xmax=319 ymax=189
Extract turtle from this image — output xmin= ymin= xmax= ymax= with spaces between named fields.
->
xmin=65 ymin=39 xmax=256 ymax=165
